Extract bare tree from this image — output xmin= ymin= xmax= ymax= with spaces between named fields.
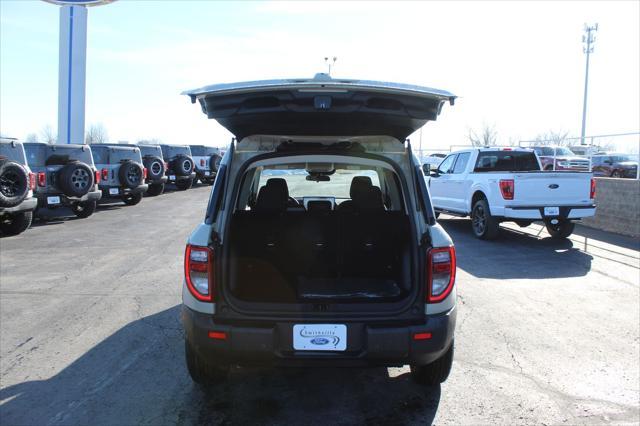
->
xmin=40 ymin=125 xmax=57 ymax=144
xmin=25 ymin=133 xmax=39 ymax=143
xmin=85 ymin=123 xmax=109 ymax=144
xmin=136 ymin=138 xmax=162 ymax=145
xmin=533 ymin=130 xmax=570 ymax=146
xmin=468 ymin=124 xmax=498 ymax=147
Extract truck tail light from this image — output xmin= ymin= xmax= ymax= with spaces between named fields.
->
xmin=164 ymin=162 xmax=169 ymax=171
xmin=499 ymin=179 xmax=515 ymax=200
xmin=185 ymin=244 xmax=214 ymax=302
xmin=427 ymin=246 xmax=456 ymax=303
xmin=143 ymin=167 xmax=148 ymax=180
xmin=101 ymin=168 xmax=108 ymax=180
xmin=590 ymin=178 xmax=596 ymax=199
xmin=200 ymin=159 xmax=205 ymax=166
xmin=94 ymin=170 xmax=101 ymax=184
xmin=37 ymin=172 xmax=46 ymax=187
xmin=28 ymin=172 xmax=36 ymax=190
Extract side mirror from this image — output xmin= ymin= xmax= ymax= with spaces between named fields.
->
xmin=422 ymin=163 xmax=431 ymax=175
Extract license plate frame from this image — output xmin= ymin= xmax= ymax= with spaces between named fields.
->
xmin=293 ymin=324 xmax=347 ymax=351
xmin=47 ymin=196 xmax=61 ymax=205
xmin=544 ymin=206 xmax=560 ymax=216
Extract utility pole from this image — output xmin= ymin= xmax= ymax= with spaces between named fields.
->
xmin=580 ymin=23 xmax=598 ymax=145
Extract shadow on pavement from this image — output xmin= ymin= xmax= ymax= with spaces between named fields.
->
xmin=0 ymin=306 xmax=441 ymax=425
xmin=440 ymin=217 xmax=593 ymax=280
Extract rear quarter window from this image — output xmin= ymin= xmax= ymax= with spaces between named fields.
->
xmin=474 ymin=151 xmax=540 ymax=172
xmin=0 ymin=143 xmax=27 ymax=164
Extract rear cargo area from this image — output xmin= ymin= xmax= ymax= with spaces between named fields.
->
xmin=228 ymin=209 xmax=412 ymax=304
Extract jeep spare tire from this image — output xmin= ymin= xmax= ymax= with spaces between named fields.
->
xmin=118 ymin=160 xmax=144 ymax=189
xmin=0 ymin=160 xmax=29 ymax=208
xmin=143 ymin=156 xmax=164 ymax=181
xmin=57 ymin=162 xmax=94 ymax=197
xmin=173 ymin=155 xmax=194 ymax=177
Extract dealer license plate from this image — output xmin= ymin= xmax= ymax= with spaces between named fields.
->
xmin=169 ymin=175 xmax=176 ymax=181
xmin=109 ymin=188 xmax=119 ymax=195
xmin=47 ymin=196 xmax=61 ymax=205
xmin=544 ymin=206 xmax=560 ymax=216
xmin=293 ymin=324 xmax=347 ymax=351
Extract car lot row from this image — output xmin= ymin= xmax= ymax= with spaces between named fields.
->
xmin=0 ymin=139 xmax=223 ymax=236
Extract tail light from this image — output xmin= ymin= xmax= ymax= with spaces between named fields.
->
xmin=499 ymin=179 xmax=515 ymax=200
xmin=143 ymin=167 xmax=148 ymax=180
xmin=590 ymin=178 xmax=596 ymax=199
xmin=28 ymin=172 xmax=36 ymax=190
xmin=185 ymin=244 xmax=214 ymax=302
xmin=200 ymin=159 xmax=205 ymax=166
xmin=164 ymin=162 xmax=169 ymax=171
xmin=94 ymin=170 xmax=101 ymax=184
xmin=37 ymin=172 xmax=46 ymax=187
xmin=101 ymin=168 xmax=108 ymax=181
xmin=427 ymin=246 xmax=456 ymax=303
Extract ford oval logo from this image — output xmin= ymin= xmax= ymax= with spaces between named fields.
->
xmin=549 ymin=184 xmax=559 ymax=189
xmin=311 ymin=337 xmax=329 ymax=345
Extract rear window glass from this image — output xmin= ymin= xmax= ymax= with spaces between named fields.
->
xmin=161 ymin=145 xmax=191 ymax=158
xmin=24 ymin=144 xmax=48 ymax=167
xmin=190 ymin=146 xmax=219 ymax=156
xmin=139 ymin=145 xmax=163 ymax=159
xmin=91 ymin=146 xmax=141 ymax=164
xmin=474 ymin=151 xmax=540 ymax=172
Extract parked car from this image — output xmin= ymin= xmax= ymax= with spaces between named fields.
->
xmin=189 ymin=145 xmax=222 ymax=185
xmin=23 ymin=142 xmax=101 ymax=218
xmin=160 ymin=145 xmax=196 ymax=190
xmin=0 ymin=139 xmax=37 ymax=235
xmin=138 ymin=144 xmax=168 ymax=196
xmin=531 ymin=146 xmax=590 ymax=171
xmin=180 ymin=74 xmax=458 ymax=387
xmin=591 ymin=153 xmax=639 ymax=178
xmin=90 ymin=144 xmax=148 ymax=205
xmin=426 ymin=147 xmax=596 ymax=239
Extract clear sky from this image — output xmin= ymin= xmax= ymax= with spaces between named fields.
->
xmin=1 ymin=0 xmax=638 ymax=151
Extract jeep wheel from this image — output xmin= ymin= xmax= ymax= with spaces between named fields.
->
xmin=545 ymin=220 xmax=575 ymax=239
xmin=143 ymin=156 xmax=165 ymax=181
xmin=118 ymin=161 xmax=144 ymax=189
xmin=122 ymin=192 xmax=143 ymax=206
xmin=71 ymin=200 xmax=97 ymax=219
xmin=175 ymin=178 xmax=193 ymax=191
xmin=410 ymin=341 xmax=454 ymax=385
xmin=0 ymin=160 xmax=29 ymax=208
xmin=185 ymin=339 xmax=228 ymax=386
xmin=471 ymin=198 xmax=499 ymax=240
xmin=0 ymin=211 xmax=33 ymax=236
xmin=57 ymin=162 xmax=94 ymax=197
xmin=173 ymin=155 xmax=195 ymax=177
xmin=146 ymin=183 xmax=164 ymax=196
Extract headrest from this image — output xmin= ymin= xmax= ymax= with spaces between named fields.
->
xmin=349 ymin=176 xmax=373 ymax=199
xmin=255 ymin=181 xmax=288 ymax=212
xmin=266 ymin=178 xmax=289 ymax=195
xmin=358 ymin=186 xmax=385 ymax=211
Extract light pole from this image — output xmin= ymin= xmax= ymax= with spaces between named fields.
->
xmin=324 ymin=57 xmax=337 ymax=76
xmin=43 ymin=0 xmax=116 ymax=144
xmin=580 ymin=23 xmax=598 ymax=146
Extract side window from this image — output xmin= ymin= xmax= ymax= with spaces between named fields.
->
xmin=438 ymin=154 xmax=457 ymax=174
xmin=533 ymin=148 xmax=542 ymax=156
xmin=452 ymin=152 xmax=470 ymax=174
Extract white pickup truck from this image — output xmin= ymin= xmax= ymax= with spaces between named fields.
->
xmin=425 ymin=147 xmax=596 ymax=240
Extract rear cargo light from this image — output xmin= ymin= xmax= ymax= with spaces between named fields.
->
xmin=499 ymin=179 xmax=515 ymax=200
xmin=101 ymin=168 xmax=108 ymax=180
xmin=427 ymin=246 xmax=456 ymax=303
xmin=94 ymin=170 xmax=101 ymax=184
xmin=200 ymin=159 xmax=205 ymax=166
xmin=208 ymin=331 xmax=227 ymax=340
xmin=143 ymin=167 xmax=148 ymax=180
xmin=413 ymin=332 xmax=432 ymax=340
xmin=37 ymin=172 xmax=46 ymax=187
xmin=185 ymin=244 xmax=214 ymax=302
xmin=28 ymin=172 xmax=36 ymax=190
xmin=590 ymin=178 xmax=596 ymax=199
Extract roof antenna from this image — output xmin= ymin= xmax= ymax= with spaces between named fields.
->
xmin=324 ymin=56 xmax=337 ymax=76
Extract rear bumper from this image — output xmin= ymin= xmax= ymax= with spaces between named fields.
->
xmin=182 ymin=305 xmax=456 ymax=367
xmin=498 ymin=204 xmax=596 ymax=220
xmin=99 ymin=184 xmax=148 ymax=198
xmin=35 ymin=189 xmax=102 ymax=208
xmin=0 ymin=197 xmax=37 ymax=214
xmin=147 ymin=176 xmax=168 ymax=184
xmin=167 ymin=173 xmax=196 ymax=182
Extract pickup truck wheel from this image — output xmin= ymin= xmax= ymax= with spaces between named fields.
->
xmin=175 ymin=178 xmax=193 ymax=191
xmin=71 ymin=200 xmax=97 ymax=219
xmin=146 ymin=183 xmax=164 ymax=196
xmin=185 ymin=339 xmax=228 ymax=386
xmin=0 ymin=211 xmax=33 ymax=236
xmin=0 ymin=160 xmax=29 ymax=208
xmin=122 ymin=192 xmax=143 ymax=206
xmin=471 ymin=199 xmax=499 ymax=240
xmin=410 ymin=341 xmax=454 ymax=385
xmin=545 ymin=220 xmax=575 ymax=239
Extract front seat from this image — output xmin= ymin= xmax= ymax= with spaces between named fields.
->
xmin=337 ymin=176 xmax=372 ymax=212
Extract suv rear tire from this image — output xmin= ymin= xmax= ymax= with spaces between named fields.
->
xmin=0 ymin=211 xmax=33 ymax=236
xmin=185 ymin=339 xmax=229 ymax=386
xmin=122 ymin=192 xmax=143 ymax=206
xmin=71 ymin=200 xmax=97 ymax=219
xmin=0 ymin=160 xmax=30 ymax=208
xmin=146 ymin=183 xmax=164 ymax=196
xmin=471 ymin=198 xmax=500 ymax=240
xmin=173 ymin=155 xmax=194 ymax=177
xmin=410 ymin=341 xmax=454 ymax=385
xmin=118 ymin=161 xmax=144 ymax=189
xmin=545 ymin=220 xmax=575 ymax=239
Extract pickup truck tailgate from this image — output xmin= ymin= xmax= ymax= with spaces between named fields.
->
xmin=512 ymin=172 xmax=593 ymax=205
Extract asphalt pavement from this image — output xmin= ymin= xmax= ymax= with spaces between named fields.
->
xmin=1 ymin=185 xmax=638 ymax=425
